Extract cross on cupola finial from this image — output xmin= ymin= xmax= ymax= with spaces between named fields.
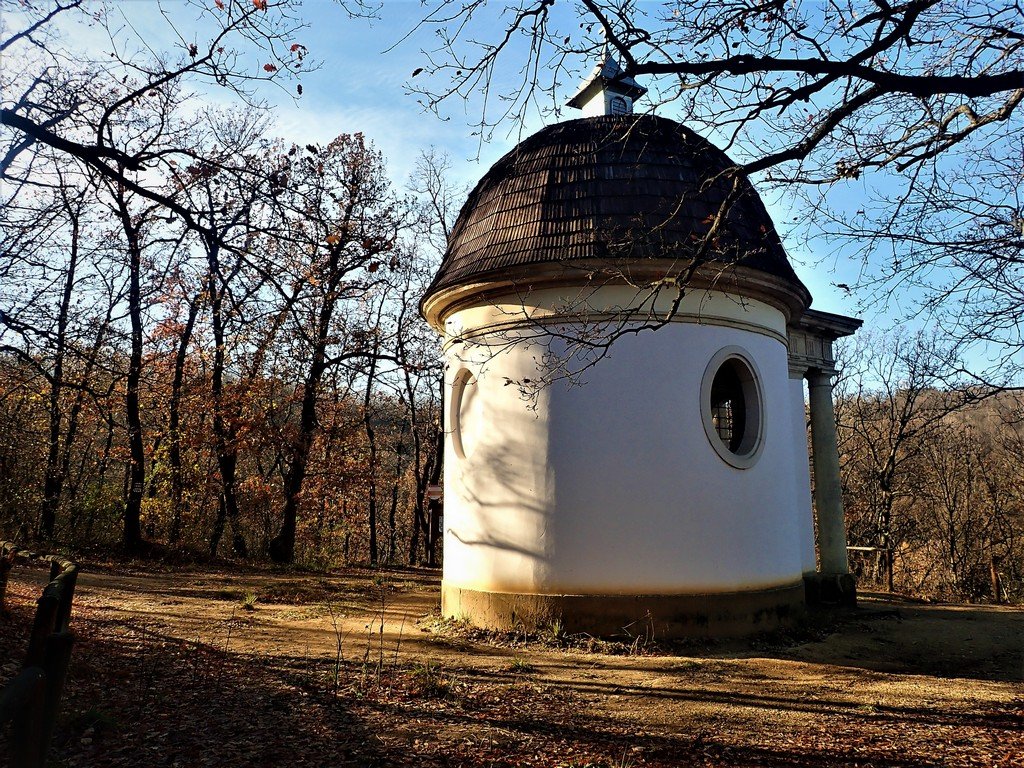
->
xmin=566 ymin=45 xmax=647 ymax=117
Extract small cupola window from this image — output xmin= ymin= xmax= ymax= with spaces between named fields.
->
xmin=609 ymin=96 xmax=628 ymax=115
xmin=701 ymin=348 xmax=764 ymax=468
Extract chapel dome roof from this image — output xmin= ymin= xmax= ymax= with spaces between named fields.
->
xmin=423 ymin=114 xmax=807 ymax=306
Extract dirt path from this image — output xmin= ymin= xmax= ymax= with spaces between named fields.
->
xmin=3 ymin=563 xmax=1022 ymax=767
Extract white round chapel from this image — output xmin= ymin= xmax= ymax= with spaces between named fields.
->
xmin=421 ymin=61 xmax=857 ymax=638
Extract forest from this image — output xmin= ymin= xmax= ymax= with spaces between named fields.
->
xmin=3 ymin=287 xmax=1023 ymax=605
xmin=835 ymin=333 xmax=1024 ymax=604
xmin=1 ymin=0 xmax=1021 ymax=597
xmin=0 ymin=123 xmax=449 ymax=567
xmin=2 ymin=4 xmax=1022 ymax=768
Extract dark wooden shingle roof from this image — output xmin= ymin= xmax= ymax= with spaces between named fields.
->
xmin=424 ymin=115 xmax=804 ymax=301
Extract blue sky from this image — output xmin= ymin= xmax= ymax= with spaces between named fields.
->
xmin=271 ymin=2 xmax=868 ymax=312
xmin=61 ymin=1 xmax=905 ymax=324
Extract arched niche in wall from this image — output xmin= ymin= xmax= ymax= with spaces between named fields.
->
xmin=450 ymin=369 xmax=481 ymax=460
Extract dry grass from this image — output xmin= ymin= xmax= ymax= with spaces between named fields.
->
xmin=1 ymin=564 xmax=1021 ymax=767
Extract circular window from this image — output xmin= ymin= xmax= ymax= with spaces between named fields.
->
xmin=700 ymin=347 xmax=764 ymax=469
xmin=450 ymin=369 xmax=480 ymax=460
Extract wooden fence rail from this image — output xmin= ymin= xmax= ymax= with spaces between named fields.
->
xmin=0 ymin=542 xmax=78 ymax=768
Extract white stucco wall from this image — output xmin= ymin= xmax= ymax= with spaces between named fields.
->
xmin=441 ymin=289 xmax=807 ymax=596
xmin=442 ymin=335 xmax=557 ymax=593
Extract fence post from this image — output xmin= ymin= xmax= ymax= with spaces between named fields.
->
xmin=55 ymin=567 xmax=78 ymax=633
xmin=8 ymin=667 xmax=47 ymax=768
xmin=990 ymin=556 xmax=1003 ymax=604
xmin=1 ymin=543 xmax=78 ymax=768
xmin=38 ymin=632 xmax=75 ymax=762
xmin=26 ymin=592 xmax=59 ymax=668
xmin=0 ymin=544 xmax=13 ymax=613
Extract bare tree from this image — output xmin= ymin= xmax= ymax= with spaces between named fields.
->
xmin=162 ymin=283 xmax=202 ymax=544
xmin=1 ymin=0 xmax=308 ymax=226
xmin=404 ymin=150 xmax=454 ymax=565
xmin=815 ymin=135 xmax=1024 ymax=379
xmin=834 ymin=329 xmax=973 ymax=589
xmin=2 ymin=4 xmax=448 ymax=562
xmin=407 ymin=1 xmax=1022 ymax=177
xmin=402 ymin=1 xmax=1023 ymax=378
xmin=266 ymin=134 xmax=407 ymax=564
xmin=0 ymin=159 xmax=118 ymax=540
xmin=179 ymin=111 xmax=283 ymax=558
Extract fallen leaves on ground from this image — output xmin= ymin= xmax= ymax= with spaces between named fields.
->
xmin=1 ymin=565 xmax=1021 ymax=767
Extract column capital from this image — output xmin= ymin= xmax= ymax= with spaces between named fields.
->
xmin=806 ymin=366 xmax=837 ymax=386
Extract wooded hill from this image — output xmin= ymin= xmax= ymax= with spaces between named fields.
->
xmin=1 ymin=129 xmax=447 ymax=567
xmin=836 ymin=333 xmax=1024 ymax=604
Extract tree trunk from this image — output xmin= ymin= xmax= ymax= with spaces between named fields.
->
xmin=989 ymin=556 xmax=1003 ymax=604
xmin=426 ymin=395 xmax=444 ymax=567
xmin=270 ymin=440 xmax=307 ymax=564
xmin=387 ymin=479 xmax=399 ymax=565
xmin=205 ymin=238 xmax=248 ymax=558
xmin=210 ymin=496 xmax=227 ymax=557
xmin=362 ymin=351 xmax=380 ymax=566
xmin=270 ymin=365 xmax=322 ymax=564
xmin=119 ymin=204 xmax=145 ymax=553
xmin=386 ymin=422 xmax=407 ymax=564
xmin=38 ymin=214 xmax=80 ymax=540
xmin=61 ymin=302 xmax=113 ymax=525
xmin=168 ymin=296 xmax=199 ymax=543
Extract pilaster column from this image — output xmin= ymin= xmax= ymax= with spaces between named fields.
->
xmin=787 ymin=369 xmax=817 ymax=576
xmin=807 ymin=368 xmax=849 ymax=575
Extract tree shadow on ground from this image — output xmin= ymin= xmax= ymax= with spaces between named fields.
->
xmin=354 ymin=674 xmax=1020 ymax=768
xmin=778 ymin=597 xmax=1024 ymax=683
xmin=4 ymin=569 xmax=1023 ymax=768
xmin=1 ymin=600 xmax=386 ymax=767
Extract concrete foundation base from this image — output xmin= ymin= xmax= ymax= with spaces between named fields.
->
xmin=442 ymin=581 xmax=806 ymax=639
xmin=803 ymin=572 xmax=857 ymax=608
